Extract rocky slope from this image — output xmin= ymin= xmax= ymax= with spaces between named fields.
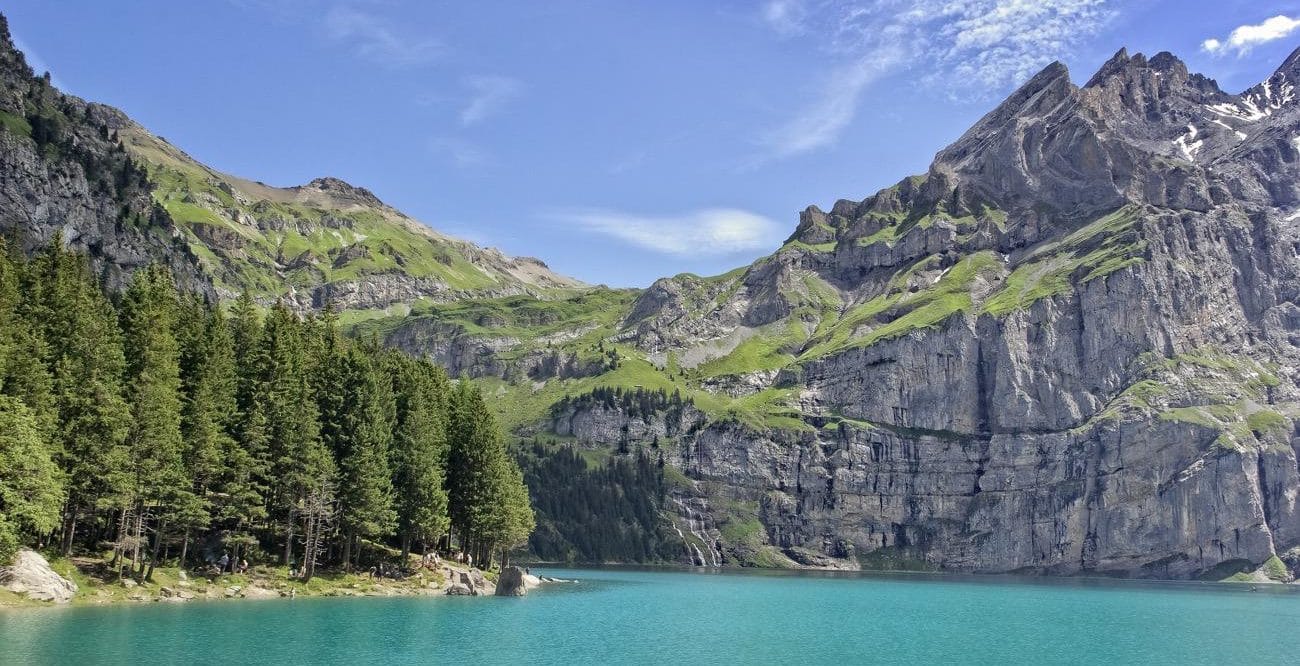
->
xmin=0 ymin=16 xmax=208 ymax=295
xmin=0 ymin=14 xmax=581 ymax=311
xmin=378 ymin=48 xmax=1300 ymax=579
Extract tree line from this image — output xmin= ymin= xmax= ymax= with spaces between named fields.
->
xmin=0 ymin=238 xmax=533 ymax=579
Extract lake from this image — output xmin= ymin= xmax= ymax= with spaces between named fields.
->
xmin=2 ymin=567 xmax=1298 ymax=664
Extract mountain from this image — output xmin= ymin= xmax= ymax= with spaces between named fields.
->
xmin=0 ymin=14 xmax=581 ymax=314
xmin=4 ymin=7 xmax=1299 ymax=579
xmin=368 ymin=48 xmax=1300 ymax=578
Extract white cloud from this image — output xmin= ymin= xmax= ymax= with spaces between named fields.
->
xmin=1202 ymin=15 xmax=1300 ymax=56
xmin=324 ymin=5 xmax=440 ymax=67
xmin=550 ymin=208 xmax=783 ymax=256
xmin=460 ymin=76 xmax=523 ymax=126
xmin=756 ymin=0 xmax=1115 ymax=159
xmin=761 ymin=52 xmax=903 ymax=158
xmin=761 ymin=0 xmax=808 ymax=37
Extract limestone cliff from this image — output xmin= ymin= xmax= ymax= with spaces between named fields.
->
xmin=410 ymin=48 xmax=1300 ymax=579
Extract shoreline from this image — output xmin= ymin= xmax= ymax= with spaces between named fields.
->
xmin=1 ymin=553 xmax=559 ymax=611
xmin=7 ymin=556 xmax=1294 ymax=611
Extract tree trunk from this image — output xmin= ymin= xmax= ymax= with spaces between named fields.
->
xmin=283 ymin=517 xmax=294 ymax=568
xmin=401 ymin=534 xmax=411 ymax=564
xmin=178 ymin=526 xmax=191 ymax=571
xmin=342 ymin=529 xmax=353 ymax=572
xmin=110 ymin=507 xmax=127 ymax=570
xmin=145 ymin=519 xmax=166 ymax=582
xmin=131 ymin=508 xmax=144 ymax=578
xmin=61 ymin=508 xmax=78 ymax=556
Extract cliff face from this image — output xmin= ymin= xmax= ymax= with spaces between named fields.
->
xmin=0 ymin=16 xmax=209 ymax=294
xmin=0 ymin=14 xmax=580 ymax=309
xmin=543 ymin=49 xmax=1300 ymax=578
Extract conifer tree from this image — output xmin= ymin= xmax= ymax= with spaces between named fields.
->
xmin=0 ymin=395 xmax=63 ymax=563
xmin=119 ymin=265 xmax=192 ymax=580
xmin=390 ymin=355 xmax=450 ymax=560
xmin=260 ymin=302 xmax=334 ymax=567
xmin=25 ymin=240 xmax=131 ymax=555
xmin=333 ymin=345 xmax=397 ymax=568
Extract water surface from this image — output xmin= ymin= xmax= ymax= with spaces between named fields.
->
xmin=3 ymin=567 xmax=1297 ymax=664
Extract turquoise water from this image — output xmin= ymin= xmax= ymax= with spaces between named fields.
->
xmin=3 ymin=567 xmax=1299 ymax=664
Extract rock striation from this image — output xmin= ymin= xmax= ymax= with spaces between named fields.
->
xmin=551 ymin=48 xmax=1300 ymax=579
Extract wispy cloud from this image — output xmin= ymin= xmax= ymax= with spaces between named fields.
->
xmin=761 ymin=43 xmax=906 ymax=159
xmin=1202 ymin=15 xmax=1300 ymax=56
xmin=760 ymin=0 xmax=809 ymax=37
xmin=548 ymin=208 xmax=782 ymax=256
xmin=324 ymin=5 xmax=440 ymax=67
xmin=460 ymin=76 xmax=524 ymax=126
xmin=430 ymin=136 xmax=491 ymax=167
xmin=756 ymin=0 xmax=1115 ymax=160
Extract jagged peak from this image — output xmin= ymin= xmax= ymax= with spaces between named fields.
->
xmin=298 ymin=177 xmax=383 ymax=206
xmin=1275 ymin=45 xmax=1300 ymax=81
xmin=1083 ymin=48 xmax=1198 ymax=89
xmin=933 ymin=60 xmax=1074 ymax=171
xmin=1084 ymin=47 xmax=1130 ymax=87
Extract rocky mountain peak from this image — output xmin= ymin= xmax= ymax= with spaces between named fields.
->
xmin=299 ymin=176 xmax=384 ymax=207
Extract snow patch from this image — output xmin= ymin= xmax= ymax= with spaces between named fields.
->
xmin=1207 ymin=117 xmax=1249 ymax=141
xmin=1172 ymin=124 xmax=1203 ymax=161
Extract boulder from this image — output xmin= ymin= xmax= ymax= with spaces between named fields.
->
xmin=224 ymin=585 xmax=243 ymax=598
xmin=495 ymin=566 xmax=527 ymax=596
xmin=446 ymin=569 xmax=493 ymax=596
xmin=0 ymin=549 xmax=78 ymax=603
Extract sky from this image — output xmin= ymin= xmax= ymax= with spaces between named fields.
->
xmin=5 ymin=1 xmax=1300 ymax=287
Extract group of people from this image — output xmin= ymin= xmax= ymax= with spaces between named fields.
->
xmin=416 ymin=549 xmax=476 ymax=569
xmin=214 ymin=551 xmax=249 ymax=575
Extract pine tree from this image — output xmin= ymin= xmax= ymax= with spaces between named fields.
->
xmin=119 ymin=265 xmax=192 ymax=580
xmin=332 ymin=345 xmax=397 ymax=569
xmin=260 ymin=302 xmax=334 ymax=568
xmin=0 ymin=395 xmax=63 ymax=563
xmin=223 ymin=291 xmax=269 ymax=562
xmin=390 ymin=355 xmax=450 ymax=561
xmin=447 ymin=380 xmax=534 ymax=565
xmin=174 ymin=297 xmax=240 ymax=567
xmin=25 ymin=240 xmax=131 ymax=555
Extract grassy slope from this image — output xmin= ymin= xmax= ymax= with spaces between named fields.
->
xmin=344 ymin=205 xmax=1157 ymax=441
xmin=121 ymin=127 xmax=568 ymax=301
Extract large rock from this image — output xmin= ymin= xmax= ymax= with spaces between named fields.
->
xmin=446 ymin=569 xmax=493 ymax=596
xmin=1 ymin=549 xmax=77 ymax=603
xmin=494 ymin=566 xmax=527 ymax=596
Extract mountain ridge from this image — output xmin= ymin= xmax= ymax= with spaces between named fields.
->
xmin=4 ymin=6 xmax=1300 ymax=578
xmin=370 ymin=44 xmax=1300 ymax=577
xmin=0 ymin=13 xmax=582 ymax=314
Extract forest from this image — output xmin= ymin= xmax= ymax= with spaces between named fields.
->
xmin=0 ymin=237 xmax=533 ymax=580
xmin=518 ymin=439 xmax=681 ymax=563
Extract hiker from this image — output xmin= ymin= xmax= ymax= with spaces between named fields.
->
xmin=238 ymin=558 xmax=249 ymax=574
xmin=218 ymin=551 xmax=230 ymax=573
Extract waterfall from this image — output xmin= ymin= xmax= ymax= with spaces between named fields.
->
xmin=670 ymin=496 xmax=722 ymax=567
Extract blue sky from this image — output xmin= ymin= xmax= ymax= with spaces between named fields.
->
xmin=5 ymin=1 xmax=1300 ymax=286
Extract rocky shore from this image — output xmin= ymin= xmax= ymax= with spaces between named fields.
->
xmin=0 ymin=550 xmax=561 ymax=609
